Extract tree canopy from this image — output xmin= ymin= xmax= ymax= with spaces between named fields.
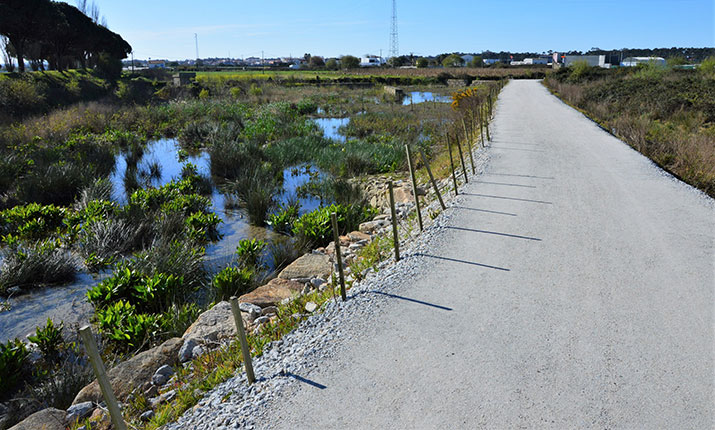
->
xmin=0 ymin=0 xmax=131 ymax=73
xmin=442 ymin=54 xmax=465 ymax=68
xmin=340 ymin=55 xmax=360 ymax=69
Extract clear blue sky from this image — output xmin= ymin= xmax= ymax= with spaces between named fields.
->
xmin=62 ymin=0 xmax=714 ymax=60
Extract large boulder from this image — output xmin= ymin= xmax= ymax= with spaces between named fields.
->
xmin=72 ymin=337 xmax=183 ymax=405
xmin=392 ymin=186 xmax=414 ymax=204
xmin=277 ymin=253 xmax=332 ymax=280
xmin=9 ymin=408 xmax=65 ymax=430
xmin=239 ymin=278 xmax=303 ymax=307
xmin=347 ymin=231 xmax=371 ymax=242
xmin=182 ymin=301 xmax=237 ymax=344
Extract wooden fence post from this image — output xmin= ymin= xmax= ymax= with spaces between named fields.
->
xmin=447 ymin=136 xmax=459 ymax=196
xmin=404 ymin=145 xmax=424 ymax=231
xmin=455 ymin=135 xmax=469 ymax=183
xmin=330 ymin=212 xmax=347 ymax=301
xmin=229 ymin=297 xmax=256 ymax=384
xmin=478 ymin=106 xmax=485 ymax=145
xmin=484 ymin=104 xmax=491 ymax=142
xmin=79 ymin=326 xmax=127 ymax=430
xmin=418 ymin=148 xmax=446 ymax=210
xmin=465 ymin=121 xmax=477 ymax=174
xmin=387 ymin=181 xmax=400 ymax=261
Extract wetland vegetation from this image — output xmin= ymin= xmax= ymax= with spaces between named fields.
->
xmin=0 ymin=65 xmax=501 ymax=426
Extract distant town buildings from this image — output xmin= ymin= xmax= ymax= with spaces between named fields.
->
xmin=621 ymin=56 xmax=666 ymax=67
xmin=563 ymin=55 xmax=608 ymax=68
xmin=147 ymin=59 xmax=166 ymax=69
xmin=360 ymin=55 xmax=384 ymax=67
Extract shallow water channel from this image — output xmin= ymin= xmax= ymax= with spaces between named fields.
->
xmin=402 ymin=91 xmax=452 ymax=106
xmin=0 ymin=139 xmax=322 ymax=342
xmin=314 ymin=117 xmax=349 ymax=142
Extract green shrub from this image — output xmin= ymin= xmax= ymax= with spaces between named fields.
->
xmin=198 ymin=88 xmax=210 ymax=100
xmin=0 ymin=77 xmax=46 ymax=118
xmin=292 ymin=203 xmax=375 ymax=248
xmin=0 ymin=203 xmax=66 ymax=240
xmin=632 ymin=61 xmax=667 ymax=80
xmin=249 ymin=83 xmax=263 ymax=97
xmin=27 ymin=318 xmax=64 ymax=362
xmin=236 ymin=238 xmax=266 ymax=268
xmin=95 ymin=300 xmax=161 ymax=349
xmin=212 ymin=266 xmax=255 ymax=301
xmin=185 ymin=211 xmax=222 ymax=242
xmin=0 ymin=339 xmax=28 ymax=400
xmin=267 ymin=202 xmax=300 ymax=234
xmin=700 ymin=56 xmax=715 ymax=79
xmin=116 ymin=77 xmax=158 ymax=104
xmin=569 ymin=60 xmax=592 ymax=82
xmin=87 ymin=267 xmax=183 ymax=314
xmin=295 ymin=98 xmax=318 ymax=115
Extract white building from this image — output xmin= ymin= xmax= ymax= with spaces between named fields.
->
xmin=523 ymin=57 xmax=549 ymax=65
xmin=564 ymin=55 xmax=608 ymax=68
xmin=621 ymin=57 xmax=666 ymax=67
xmin=360 ymin=55 xmax=384 ymax=67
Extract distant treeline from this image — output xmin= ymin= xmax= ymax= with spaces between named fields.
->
xmin=0 ymin=0 xmax=131 ymax=74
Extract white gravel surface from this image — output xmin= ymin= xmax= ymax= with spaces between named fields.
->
xmin=167 ymin=80 xmax=714 ymax=429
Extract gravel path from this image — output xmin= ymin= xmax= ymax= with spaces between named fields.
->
xmin=169 ymin=80 xmax=714 ymax=429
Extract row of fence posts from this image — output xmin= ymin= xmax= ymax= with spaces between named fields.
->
xmin=77 ymin=83 xmax=502 ymax=427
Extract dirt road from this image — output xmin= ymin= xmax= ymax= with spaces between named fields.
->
xmin=257 ymin=80 xmax=715 ymax=428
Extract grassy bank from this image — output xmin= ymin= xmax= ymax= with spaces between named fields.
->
xmin=544 ymin=63 xmax=715 ymax=197
xmin=0 ymin=70 xmax=114 ymax=122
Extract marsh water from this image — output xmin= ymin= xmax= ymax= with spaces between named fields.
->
xmin=402 ymin=91 xmax=452 ymax=105
xmin=0 ymin=138 xmax=322 ymax=342
xmin=0 ymin=97 xmax=445 ymax=341
xmin=314 ymin=117 xmax=349 ymax=142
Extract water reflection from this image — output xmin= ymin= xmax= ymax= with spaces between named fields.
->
xmin=313 ymin=117 xmax=349 ymax=142
xmin=1 ymin=139 xmax=325 ymax=342
xmin=402 ymin=91 xmax=451 ymax=105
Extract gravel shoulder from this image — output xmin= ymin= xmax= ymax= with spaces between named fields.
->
xmin=169 ymin=80 xmax=714 ymax=429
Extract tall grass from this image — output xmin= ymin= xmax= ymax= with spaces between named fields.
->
xmin=0 ymin=241 xmax=79 ymax=295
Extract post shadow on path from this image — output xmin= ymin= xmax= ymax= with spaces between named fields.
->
xmin=488 ymin=172 xmax=555 ymax=180
xmin=489 ymin=146 xmax=545 ymax=153
xmin=489 ymin=140 xmax=542 ymax=147
xmin=446 ymin=225 xmax=542 ymax=242
xmin=281 ymin=371 xmax=327 ymax=390
xmin=452 ymin=206 xmax=518 ymax=217
xmin=369 ymin=291 xmax=453 ymax=311
xmin=462 ymin=193 xmax=553 ymax=205
xmin=473 ymin=180 xmax=537 ymax=188
xmin=413 ymin=252 xmax=510 ymax=272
